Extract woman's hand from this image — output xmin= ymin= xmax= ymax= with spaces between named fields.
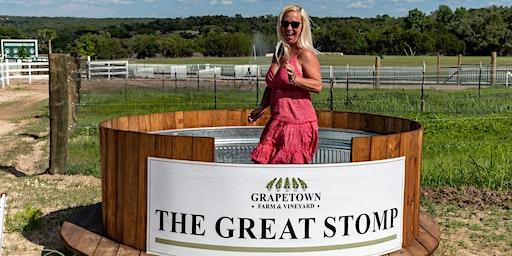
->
xmin=285 ymin=62 xmax=296 ymax=84
xmin=248 ymin=107 xmax=266 ymax=124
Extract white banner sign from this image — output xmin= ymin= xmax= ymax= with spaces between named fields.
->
xmin=147 ymin=157 xmax=405 ymax=256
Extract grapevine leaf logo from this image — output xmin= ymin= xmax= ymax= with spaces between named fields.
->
xmin=266 ymin=177 xmax=307 ymax=191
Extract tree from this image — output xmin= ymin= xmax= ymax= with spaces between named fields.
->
xmin=38 ymin=29 xmax=57 ymax=54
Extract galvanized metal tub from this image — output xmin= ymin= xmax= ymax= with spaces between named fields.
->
xmin=158 ymin=126 xmax=376 ymax=164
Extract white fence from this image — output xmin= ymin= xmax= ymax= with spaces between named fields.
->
xmin=86 ymin=61 xmax=512 ymax=86
xmin=88 ymin=60 xmax=128 ymax=79
xmin=1 ymin=62 xmax=49 ymax=87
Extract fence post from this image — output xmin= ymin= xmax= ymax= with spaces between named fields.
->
xmin=162 ymin=64 xmax=165 ymax=90
xmin=197 ymin=64 xmax=200 ymax=90
xmin=478 ymin=62 xmax=482 ymax=98
xmin=374 ymin=56 xmax=381 ymax=89
xmin=490 ymin=51 xmax=497 ymax=86
xmin=329 ymin=66 xmax=334 ymax=111
xmin=5 ymin=62 xmax=9 ymax=85
xmin=457 ymin=54 xmax=462 ymax=86
xmin=346 ymin=64 xmax=350 ymax=106
xmin=1 ymin=63 xmax=4 ymax=88
xmin=436 ymin=54 xmax=441 ymax=85
xmin=214 ymin=65 xmax=217 ymax=109
xmin=421 ymin=62 xmax=425 ymax=112
xmin=28 ymin=63 xmax=32 ymax=84
xmin=49 ymin=54 xmax=79 ymax=175
xmin=256 ymin=66 xmax=260 ymax=107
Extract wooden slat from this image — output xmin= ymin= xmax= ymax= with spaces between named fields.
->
xmin=370 ymin=135 xmax=387 ymax=160
xmin=332 ymin=112 xmax=348 ymax=129
xmin=61 ymin=221 xmax=85 ymax=248
xmin=127 ymin=115 xmax=139 ymax=131
xmin=100 ymin=127 xmax=108 ymax=229
xmin=346 ymin=112 xmax=361 ymax=130
xmin=105 ymin=128 xmax=117 ymax=239
xmin=148 ymin=113 xmax=164 ymax=131
xmin=138 ymin=114 xmax=151 ymax=133
xmin=192 ymin=137 xmax=215 ymax=162
xmin=115 ymin=131 xmax=126 ymax=242
xmin=402 ymin=119 xmax=412 ymax=131
xmin=172 ymin=136 xmax=194 ymax=160
xmin=419 ymin=212 xmax=440 ymax=240
xmin=174 ymin=111 xmax=184 ymax=129
xmin=386 ymin=134 xmax=401 ymax=158
xmin=76 ymin=230 xmax=102 ymax=255
xmin=400 ymin=131 xmax=414 ymax=247
xmin=197 ymin=110 xmax=213 ymax=127
xmin=135 ymin=133 xmax=156 ymax=250
xmin=117 ymin=245 xmax=140 ymax=256
xmin=351 ymin=136 xmax=371 ymax=162
xmin=212 ymin=109 xmax=228 ymax=127
xmin=361 ymin=113 xmax=373 ymax=132
xmin=122 ymin=132 xmax=139 ymax=247
xmin=154 ymin=135 xmax=173 ymax=158
xmin=162 ymin=112 xmax=176 ymax=130
xmin=94 ymin=237 xmax=120 ymax=256
xmin=405 ymin=240 xmax=429 ymax=256
xmin=416 ymin=226 xmax=438 ymax=253
xmin=393 ymin=118 xmax=405 ymax=133
xmin=115 ymin=116 xmax=130 ymax=130
xmin=227 ymin=109 xmax=242 ymax=126
xmin=384 ymin=117 xmax=395 ymax=134
xmin=412 ymin=129 xmax=423 ymax=237
xmin=371 ymin=115 xmax=385 ymax=134
xmin=183 ymin=110 xmax=198 ymax=128
xmin=317 ymin=111 xmax=332 ymax=128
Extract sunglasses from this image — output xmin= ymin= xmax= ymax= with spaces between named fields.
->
xmin=281 ymin=20 xmax=301 ymax=29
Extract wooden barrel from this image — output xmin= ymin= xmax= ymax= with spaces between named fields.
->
xmin=99 ymin=110 xmax=423 ymax=250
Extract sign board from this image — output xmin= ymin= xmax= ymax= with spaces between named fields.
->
xmin=147 ymin=157 xmax=405 ymax=256
xmin=1 ymin=39 xmax=38 ymax=60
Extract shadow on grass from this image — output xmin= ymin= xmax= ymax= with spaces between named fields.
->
xmin=21 ymin=204 xmax=101 ymax=256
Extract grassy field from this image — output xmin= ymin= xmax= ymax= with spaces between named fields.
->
xmin=70 ymin=83 xmax=512 ymax=190
xmin=130 ymin=55 xmax=512 ymax=66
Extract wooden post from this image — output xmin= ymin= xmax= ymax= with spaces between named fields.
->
xmin=374 ymin=56 xmax=381 ymax=89
xmin=491 ymin=51 xmax=497 ymax=86
xmin=436 ymin=54 xmax=441 ymax=85
xmin=457 ymin=54 xmax=462 ymax=86
xmin=49 ymin=54 xmax=79 ymax=175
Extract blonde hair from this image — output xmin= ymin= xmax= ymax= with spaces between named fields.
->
xmin=276 ymin=4 xmax=317 ymax=54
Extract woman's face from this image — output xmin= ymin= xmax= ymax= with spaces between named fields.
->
xmin=281 ymin=11 xmax=302 ymax=46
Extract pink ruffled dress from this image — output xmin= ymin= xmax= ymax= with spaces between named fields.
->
xmin=250 ymin=56 xmax=318 ymax=164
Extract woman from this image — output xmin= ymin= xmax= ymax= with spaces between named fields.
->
xmin=248 ymin=4 xmax=322 ymax=164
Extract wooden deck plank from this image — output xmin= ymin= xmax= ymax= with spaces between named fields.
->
xmin=351 ymin=136 xmax=371 ymax=162
xmin=416 ymin=226 xmax=439 ymax=253
xmin=60 ymin=221 xmax=85 ymax=249
xmin=419 ymin=211 xmax=441 ymax=240
xmin=93 ymin=237 xmax=120 ymax=256
xmin=405 ymin=240 xmax=429 ymax=256
xmin=117 ymin=245 xmax=140 ymax=256
xmin=75 ymin=230 xmax=102 ymax=255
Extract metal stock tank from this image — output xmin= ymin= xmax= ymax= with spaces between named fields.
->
xmin=160 ymin=126 xmax=375 ymax=164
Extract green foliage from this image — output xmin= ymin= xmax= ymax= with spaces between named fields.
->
xmin=5 ymin=205 xmax=43 ymax=233
xmin=3 ymin=5 xmax=512 ymax=58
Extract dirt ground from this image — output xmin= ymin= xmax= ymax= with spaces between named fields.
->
xmin=0 ymin=79 xmax=510 ymax=255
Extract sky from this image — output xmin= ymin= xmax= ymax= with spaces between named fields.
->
xmin=0 ymin=0 xmax=509 ymax=18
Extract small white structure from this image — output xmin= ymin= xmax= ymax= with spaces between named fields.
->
xmin=0 ymin=193 xmax=7 ymax=254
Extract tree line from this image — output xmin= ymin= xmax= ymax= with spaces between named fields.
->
xmin=1 ymin=5 xmax=511 ymax=60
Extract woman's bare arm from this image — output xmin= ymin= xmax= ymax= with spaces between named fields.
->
xmin=286 ymin=50 xmax=322 ymax=93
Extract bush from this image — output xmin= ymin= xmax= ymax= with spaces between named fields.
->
xmin=5 ymin=205 xmax=43 ymax=232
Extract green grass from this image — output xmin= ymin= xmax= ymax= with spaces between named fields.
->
xmin=130 ymin=55 xmax=512 ymax=66
xmin=70 ymin=86 xmax=512 ymax=190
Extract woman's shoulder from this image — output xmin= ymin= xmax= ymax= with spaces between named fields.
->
xmin=297 ymin=48 xmax=319 ymax=64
